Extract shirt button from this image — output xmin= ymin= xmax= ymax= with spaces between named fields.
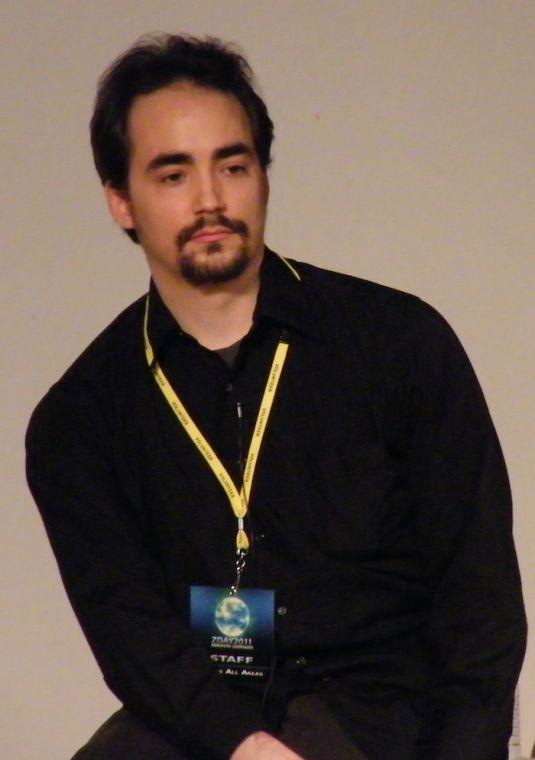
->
xmin=277 ymin=606 xmax=287 ymax=616
xmin=295 ymin=656 xmax=307 ymax=668
xmin=254 ymin=532 xmax=266 ymax=542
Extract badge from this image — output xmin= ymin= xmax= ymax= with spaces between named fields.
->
xmin=189 ymin=586 xmax=275 ymax=680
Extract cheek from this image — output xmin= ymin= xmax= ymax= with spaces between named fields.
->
xmin=241 ymin=189 xmax=267 ymax=223
xmin=252 ymin=198 xmax=268 ymax=229
xmin=137 ymin=197 xmax=189 ymax=233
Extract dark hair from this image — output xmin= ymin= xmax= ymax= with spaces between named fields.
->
xmin=90 ymin=32 xmax=274 ymax=187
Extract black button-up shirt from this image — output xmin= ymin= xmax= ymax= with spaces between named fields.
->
xmin=26 ymin=249 xmax=526 ymax=759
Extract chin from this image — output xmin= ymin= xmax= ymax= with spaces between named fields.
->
xmin=179 ymin=242 xmax=251 ymax=286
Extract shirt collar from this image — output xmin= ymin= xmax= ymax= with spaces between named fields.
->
xmin=254 ymin=248 xmax=317 ymax=338
xmin=146 ymin=247 xmax=317 ymax=360
xmin=146 ymin=281 xmax=181 ymax=361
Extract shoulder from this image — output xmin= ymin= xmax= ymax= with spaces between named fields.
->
xmin=283 ymin=258 xmax=489 ymax=423
xmin=287 ymin=257 xmax=453 ymax=345
xmin=65 ymin=294 xmax=147 ymax=382
xmin=27 ymin=295 xmax=146 ymax=443
xmin=282 ymin=256 xmax=478 ymax=399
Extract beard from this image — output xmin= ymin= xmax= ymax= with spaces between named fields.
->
xmin=177 ymin=214 xmax=251 ymax=287
xmin=180 ymin=241 xmax=251 ymax=286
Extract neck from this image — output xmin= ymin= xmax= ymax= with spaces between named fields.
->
xmin=152 ymin=257 xmax=263 ymax=350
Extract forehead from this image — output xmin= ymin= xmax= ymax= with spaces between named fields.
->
xmin=126 ymin=82 xmax=255 ymax=161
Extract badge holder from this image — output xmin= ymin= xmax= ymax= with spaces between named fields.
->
xmin=190 ymin=585 xmax=275 ymax=680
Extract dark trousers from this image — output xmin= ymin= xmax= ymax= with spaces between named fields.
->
xmin=72 ymin=694 xmax=370 ymax=760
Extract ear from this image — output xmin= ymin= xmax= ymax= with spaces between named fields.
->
xmin=104 ymin=183 xmax=135 ymax=231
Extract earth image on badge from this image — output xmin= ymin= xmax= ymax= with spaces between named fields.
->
xmin=214 ymin=596 xmax=250 ymax=637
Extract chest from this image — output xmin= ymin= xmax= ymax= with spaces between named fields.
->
xmin=112 ymin=327 xmax=414 ymax=590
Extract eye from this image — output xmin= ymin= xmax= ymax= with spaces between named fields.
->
xmin=224 ymin=163 xmax=247 ymax=176
xmin=161 ymin=171 xmax=185 ymax=184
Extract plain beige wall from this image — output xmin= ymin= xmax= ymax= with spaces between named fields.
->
xmin=2 ymin=1 xmax=533 ymax=757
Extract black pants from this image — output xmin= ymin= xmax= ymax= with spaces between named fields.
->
xmin=72 ymin=694 xmax=370 ymax=760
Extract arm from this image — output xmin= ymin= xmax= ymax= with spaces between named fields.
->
xmin=406 ymin=303 xmax=526 ymax=759
xmin=26 ymin=382 xmax=268 ymax=759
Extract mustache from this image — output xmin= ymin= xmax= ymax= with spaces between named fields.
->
xmin=177 ymin=215 xmax=249 ymax=249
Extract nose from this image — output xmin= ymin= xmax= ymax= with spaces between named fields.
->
xmin=192 ymin=170 xmax=225 ymax=215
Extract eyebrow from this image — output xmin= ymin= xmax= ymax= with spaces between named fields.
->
xmin=146 ymin=152 xmax=192 ymax=173
xmin=145 ymin=142 xmax=253 ymax=174
xmin=213 ymin=142 xmax=252 ymax=161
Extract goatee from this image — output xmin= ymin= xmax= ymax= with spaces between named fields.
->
xmin=180 ymin=241 xmax=250 ymax=286
xmin=176 ymin=214 xmax=251 ymax=286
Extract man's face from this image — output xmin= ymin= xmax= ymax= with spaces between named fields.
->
xmin=106 ymin=82 xmax=269 ymax=287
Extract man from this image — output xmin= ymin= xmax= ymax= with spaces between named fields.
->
xmin=26 ymin=34 xmax=526 ymax=760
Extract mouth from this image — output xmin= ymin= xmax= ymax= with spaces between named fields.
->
xmin=190 ymin=228 xmax=235 ymax=243
xmin=177 ymin=215 xmax=249 ymax=252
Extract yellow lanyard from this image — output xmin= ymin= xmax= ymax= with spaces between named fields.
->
xmin=143 ymin=297 xmax=289 ymax=556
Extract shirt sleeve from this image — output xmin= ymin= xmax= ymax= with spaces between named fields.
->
xmin=405 ymin=302 xmax=526 ymax=759
xmin=25 ymin=381 xmax=268 ymax=759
